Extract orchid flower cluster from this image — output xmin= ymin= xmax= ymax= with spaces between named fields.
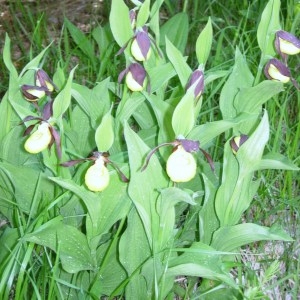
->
xmin=264 ymin=30 xmax=300 ymax=89
xmin=21 ymin=69 xmax=61 ymax=157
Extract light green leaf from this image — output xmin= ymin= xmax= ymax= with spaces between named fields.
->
xmin=53 ymin=66 xmax=77 ymax=119
xmin=258 ymin=153 xmax=300 ymax=171
xmin=212 ymin=223 xmax=293 ymax=251
xmin=136 ymin=0 xmax=150 ymax=27
xmin=219 ymin=47 xmax=254 ymax=120
xmin=95 ymin=106 xmax=114 ymax=152
xmin=24 ymin=217 xmax=95 ymax=273
xmin=110 ymin=0 xmax=133 ymax=47
xmin=3 ymin=34 xmax=18 ymax=79
xmin=172 ymin=88 xmax=195 ymax=137
xmin=187 ymin=113 xmax=255 ymax=148
xmin=165 ymin=38 xmax=192 ymax=87
xmin=257 ymin=0 xmax=281 ymax=56
xmin=196 ymin=17 xmax=213 ymax=66
xmin=167 ymin=242 xmax=237 ymax=288
xmin=160 ymin=12 xmax=189 ymax=53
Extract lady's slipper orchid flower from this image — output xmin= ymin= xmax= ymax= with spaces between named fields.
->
xmin=118 ymin=62 xmax=148 ymax=92
xmin=166 ymin=145 xmax=197 ymax=182
xmin=186 ymin=69 xmax=205 ymax=100
xmin=21 ymin=101 xmax=61 ymax=157
xmin=129 ymin=9 xmax=137 ymax=29
xmin=264 ymin=58 xmax=299 ymax=89
xmin=142 ymin=138 xmax=214 ymax=183
xmin=275 ymin=30 xmax=300 ymax=62
xmin=35 ymin=69 xmax=57 ymax=93
xmin=24 ymin=122 xmax=52 ymax=154
xmin=61 ymin=152 xmax=129 ymax=192
xmin=130 ymin=28 xmax=152 ymax=61
xmin=264 ymin=58 xmax=291 ymax=83
xmin=21 ymin=85 xmax=48 ymax=102
xmin=85 ymin=157 xmax=110 ymax=192
xmin=230 ymin=134 xmax=248 ymax=155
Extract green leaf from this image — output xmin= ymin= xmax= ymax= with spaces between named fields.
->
xmin=187 ymin=113 xmax=254 ymax=147
xmin=124 ymin=122 xmax=168 ymax=246
xmin=136 ymin=0 xmax=150 ymax=27
xmin=258 ymin=153 xmax=300 ymax=171
xmin=219 ymin=47 xmax=254 ymax=120
xmin=95 ymin=106 xmax=114 ymax=152
xmin=24 ymin=217 xmax=95 ymax=273
xmin=235 ymin=80 xmax=284 ymax=113
xmin=110 ymin=0 xmax=133 ymax=47
xmin=160 ymin=12 xmax=189 ymax=53
xmin=72 ymin=79 xmax=111 ymax=128
xmin=53 ymin=66 xmax=77 ymax=119
xmin=119 ymin=208 xmax=150 ymax=299
xmin=167 ymin=242 xmax=237 ymax=288
xmin=212 ymin=223 xmax=293 ymax=251
xmin=172 ymin=88 xmax=195 ymax=137
xmin=64 ymin=18 xmax=96 ymax=67
xmin=196 ymin=17 xmax=213 ymax=66
xmin=165 ymin=38 xmax=192 ymax=87
xmin=3 ymin=34 xmax=18 ymax=79
xmin=257 ymin=0 xmax=281 ymax=56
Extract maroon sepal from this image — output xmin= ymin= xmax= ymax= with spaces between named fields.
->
xmin=49 ymin=126 xmax=62 ymax=159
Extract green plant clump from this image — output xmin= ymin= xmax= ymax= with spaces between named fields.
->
xmin=0 ymin=0 xmax=299 ymax=299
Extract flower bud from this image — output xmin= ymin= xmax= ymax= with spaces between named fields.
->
xmin=85 ymin=158 xmax=110 ymax=192
xmin=35 ymin=69 xmax=56 ymax=93
xmin=131 ymin=29 xmax=151 ymax=61
xmin=186 ymin=69 xmax=204 ymax=99
xmin=230 ymin=134 xmax=248 ymax=155
xmin=129 ymin=9 xmax=136 ymax=29
xmin=166 ymin=146 xmax=197 ymax=182
xmin=125 ymin=63 xmax=147 ymax=92
xmin=21 ymin=85 xmax=48 ymax=101
xmin=24 ymin=122 xmax=52 ymax=154
xmin=264 ymin=59 xmax=291 ymax=83
xmin=275 ymin=30 xmax=300 ymax=57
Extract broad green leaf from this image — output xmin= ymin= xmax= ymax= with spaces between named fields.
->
xmin=187 ymin=113 xmax=255 ymax=148
xmin=198 ymin=174 xmax=219 ymax=244
xmin=90 ymin=240 xmax=127 ymax=296
xmin=236 ymin=111 xmax=269 ymax=173
xmin=136 ymin=0 xmax=150 ymax=27
xmin=95 ymin=106 xmax=114 ymax=152
xmin=24 ymin=217 xmax=95 ymax=273
xmin=64 ymin=18 xmax=96 ymax=67
xmin=212 ymin=223 xmax=293 ymax=251
xmin=53 ymin=66 xmax=77 ymax=119
xmin=172 ymin=88 xmax=195 ymax=137
xmin=72 ymin=78 xmax=111 ymax=128
xmin=165 ymin=38 xmax=192 ymax=87
xmin=257 ymin=0 xmax=281 ymax=56
xmin=158 ymin=187 xmax=195 ymax=249
xmin=258 ymin=153 xmax=300 ymax=171
xmin=196 ymin=17 xmax=213 ymax=66
xmin=167 ymin=242 xmax=237 ymax=288
xmin=160 ymin=12 xmax=189 ymax=53
xmin=219 ymin=47 xmax=254 ymax=120
xmin=119 ymin=208 xmax=150 ymax=299
xmin=235 ymin=80 xmax=284 ymax=113
xmin=124 ymin=122 xmax=168 ymax=246
xmin=110 ymin=0 xmax=133 ymax=47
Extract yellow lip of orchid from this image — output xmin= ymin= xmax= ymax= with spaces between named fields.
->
xmin=85 ymin=157 xmax=110 ymax=192
xmin=131 ymin=38 xmax=152 ymax=62
xmin=268 ymin=64 xmax=290 ymax=83
xmin=166 ymin=145 xmax=197 ymax=182
xmin=24 ymin=122 xmax=52 ymax=154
